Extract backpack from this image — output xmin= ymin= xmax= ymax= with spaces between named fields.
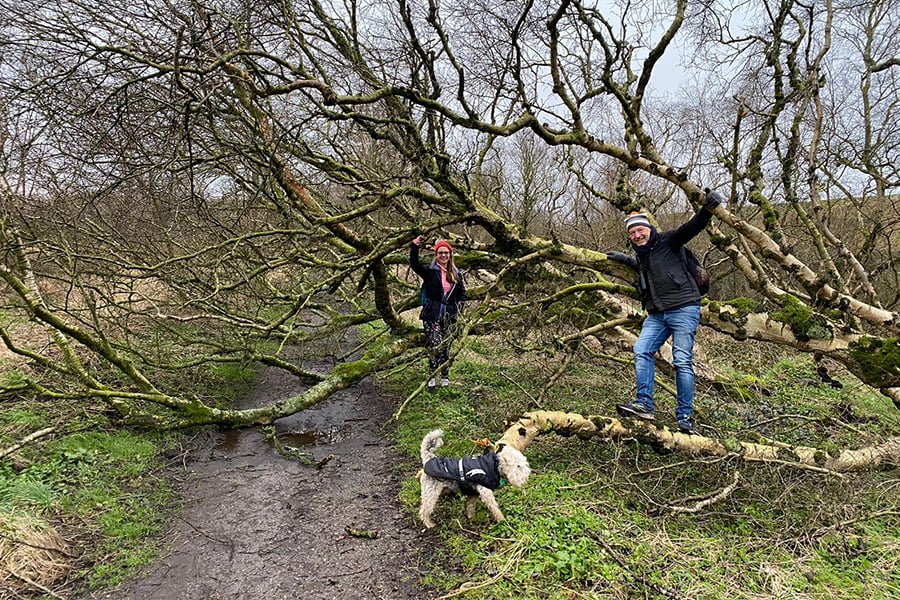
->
xmin=681 ymin=247 xmax=710 ymax=296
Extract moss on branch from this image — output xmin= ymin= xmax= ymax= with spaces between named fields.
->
xmin=848 ymin=337 xmax=900 ymax=388
xmin=771 ymin=294 xmax=832 ymax=341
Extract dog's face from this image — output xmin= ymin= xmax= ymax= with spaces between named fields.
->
xmin=497 ymin=446 xmax=531 ymax=487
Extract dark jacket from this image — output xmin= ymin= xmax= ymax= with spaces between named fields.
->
xmin=423 ymin=453 xmax=502 ymax=496
xmin=609 ymin=206 xmax=715 ymax=313
xmin=409 ymin=243 xmax=465 ymax=322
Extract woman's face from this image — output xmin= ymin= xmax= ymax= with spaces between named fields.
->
xmin=435 ymin=248 xmax=451 ymax=266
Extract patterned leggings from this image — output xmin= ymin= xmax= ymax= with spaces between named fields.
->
xmin=424 ymin=319 xmax=454 ymax=378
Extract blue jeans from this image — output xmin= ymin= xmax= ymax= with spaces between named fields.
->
xmin=633 ymin=304 xmax=701 ymax=419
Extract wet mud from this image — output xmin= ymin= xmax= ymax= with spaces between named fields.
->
xmin=84 ymin=357 xmax=432 ymax=599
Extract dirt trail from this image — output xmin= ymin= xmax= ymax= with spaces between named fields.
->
xmin=85 ymin=359 xmax=432 ymax=600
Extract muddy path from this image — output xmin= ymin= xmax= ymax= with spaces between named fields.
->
xmin=84 ymin=356 xmax=433 ymax=600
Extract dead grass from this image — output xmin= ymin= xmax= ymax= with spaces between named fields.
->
xmin=0 ymin=321 xmax=53 ymax=372
xmin=0 ymin=511 xmax=71 ymax=599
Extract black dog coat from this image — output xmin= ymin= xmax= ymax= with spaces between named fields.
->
xmin=423 ymin=452 xmax=502 ymax=496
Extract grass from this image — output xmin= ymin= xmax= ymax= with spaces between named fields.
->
xmin=2 ymin=314 xmax=897 ymax=598
xmin=382 ymin=332 xmax=900 ymax=599
xmin=0 ymin=339 xmax=259 ymax=593
xmin=0 ymin=425 xmax=175 ymax=589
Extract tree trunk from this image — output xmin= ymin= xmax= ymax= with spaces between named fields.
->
xmin=498 ymin=411 xmax=899 ymax=473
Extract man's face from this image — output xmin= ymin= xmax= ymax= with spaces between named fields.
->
xmin=628 ymin=225 xmax=652 ymax=246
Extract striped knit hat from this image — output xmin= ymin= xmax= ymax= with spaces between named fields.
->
xmin=625 ymin=212 xmax=652 ymax=231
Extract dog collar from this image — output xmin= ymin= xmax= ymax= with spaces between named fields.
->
xmin=499 ymin=478 xmax=507 ymax=488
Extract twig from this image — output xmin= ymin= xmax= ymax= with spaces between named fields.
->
xmin=0 ymin=532 xmax=77 ymax=558
xmin=177 ymin=517 xmax=233 ymax=546
xmin=743 ymin=456 xmax=845 ymax=478
xmin=559 ymin=475 xmax=603 ymax=490
xmin=812 ymin=509 xmax=900 ymax=538
xmin=499 ymin=369 xmax=538 ymax=406
xmin=0 ymin=426 xmax=57 ymax=461
xmin=392 ymin=347 xmax=459 ymax=421
xmin=585 ymin=530 xmax=679 ymax=599
xmin=558 ymin=315 xmax=642 ymax=344
xmin=1 ymin=566 xmax=66 ymax=599
xmin=745 ymin=413 xmax=865 ymax=436
xmin=437 ymin=572 xmax=506 ymax=598
xmin=437 ymin=542 xmax=526 ymax=599
xmin=262 ymin=426 xmax=334 ymax=468
xmin=634 ymin=455 xmax=735 ymax=476
xmin=667 ymin=471 xmax=741 ymax=514
xmin=579 ymin=346 xmax=676 ymax=398
xmin=392 ymin=379 xmax=429 ymax=420
xmin=535 ymin=348 xmax=576 ymax=407
xmin=338 ymin=326 xmax=388 ymax=362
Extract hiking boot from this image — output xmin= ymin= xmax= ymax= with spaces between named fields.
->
xmin=427 ymin=378 xmax=436 ymax=393
xmin=441 ymin=378 xmax=450 ymax=387
xmin=677 ymin=417 xmax=694 ymax=434
xmin=616 ymin=402 xmax=655 ymax=421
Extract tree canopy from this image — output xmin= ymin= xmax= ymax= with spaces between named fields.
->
xmin=1 ymin=0 xmax=898 ymax=428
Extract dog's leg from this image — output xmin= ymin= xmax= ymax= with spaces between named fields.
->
xmin=418 ymin=476 xmax=441 ymax=529
xmin=465 ymin=495 xmax=478 ymax=520
xmin=475 ymin=485 xmax=505 ymax=522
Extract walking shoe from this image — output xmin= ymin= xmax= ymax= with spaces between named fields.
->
xmin=615 ymin=402 xmax=655 ymax=421
xmin=427 ymin=378 xmax=436 ymax=393
xmin=677 ymin=417 xmax=694 ymax=434
xmin=441 ymin=378 xmax=450 ymax=387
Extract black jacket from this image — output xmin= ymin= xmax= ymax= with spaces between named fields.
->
xmin=423 ymin=453 xmax=502 ymax=496
xmin=609 ymin=206 xmax=715 ymax=313
xmin=409 ymin=243 xmax=465 ymax=322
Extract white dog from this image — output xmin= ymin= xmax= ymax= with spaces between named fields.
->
xmin=417 ymin=429 xmax=531 ymax=529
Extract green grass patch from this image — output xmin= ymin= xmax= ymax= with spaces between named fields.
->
xmin=0 ymin=319 xmax=262 ymax=591
xmin=385 ymin=333 xmax=900 ymax=599
xmin=0 ymin=423 xmax=178 ymax=588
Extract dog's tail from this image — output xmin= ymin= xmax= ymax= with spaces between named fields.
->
xmin=420 ymin=429 xmax=444 ymax=464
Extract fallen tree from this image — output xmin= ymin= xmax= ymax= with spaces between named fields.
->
xmin=497 ymin=411 xmax=900 ymax=473
xmin=1 ymin=0 xmax=898 ymax=430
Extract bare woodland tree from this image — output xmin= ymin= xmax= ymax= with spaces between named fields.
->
xmin=0 ymin=0 xmax=898 ymax=450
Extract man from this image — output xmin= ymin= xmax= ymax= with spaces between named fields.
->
xmin=606 ymin=190 xmax=723 ymax=433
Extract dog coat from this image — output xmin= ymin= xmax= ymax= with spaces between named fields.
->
xmin=423 ymin=452 xmax=502 ymax=496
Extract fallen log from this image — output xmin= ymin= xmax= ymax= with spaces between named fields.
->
xmin=496 ymin=410 xmax=899 ymax=473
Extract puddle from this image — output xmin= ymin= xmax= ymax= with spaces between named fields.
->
xmin=216 ymin=429 xmax=241 ymax=452
xmin=276 ymin=423 xmax=352 ymax=447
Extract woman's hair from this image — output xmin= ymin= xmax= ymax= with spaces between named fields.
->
xmin=443 ymin=255 xmax=459 ymax=284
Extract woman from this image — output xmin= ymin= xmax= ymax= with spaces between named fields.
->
xmin=410 ymin=236 xmax=466 ymax=392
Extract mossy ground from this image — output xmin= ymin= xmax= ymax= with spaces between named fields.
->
xmin=383 ymin=332 xmax=900 ymax=599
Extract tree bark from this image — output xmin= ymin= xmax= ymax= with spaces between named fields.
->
xmin=498 ymin=411 xmax=899 ymax=473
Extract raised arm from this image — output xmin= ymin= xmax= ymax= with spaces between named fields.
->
xmin=409 ymin=236 xmax=429 ymax=278
xmin=668 ymin=190 xmax=723 ymax=248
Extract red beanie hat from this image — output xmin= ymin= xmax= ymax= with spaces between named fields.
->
xmin=434 ymin=240 xmax=453 ymax=253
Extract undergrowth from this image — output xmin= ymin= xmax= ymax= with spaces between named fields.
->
xmin=383 ymin=333 xmax=900 ymax=599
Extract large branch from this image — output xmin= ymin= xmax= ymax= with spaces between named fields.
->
xmin=497 ymin=411 xmax=899 ymax=473
xmin=704 ymin=303 xmax=900 ymax=402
